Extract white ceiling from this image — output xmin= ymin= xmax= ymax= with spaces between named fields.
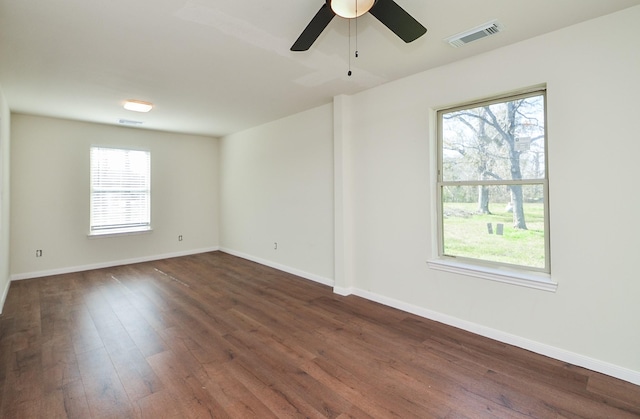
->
xmin=1 ymin=0 xmax=639 ymax=137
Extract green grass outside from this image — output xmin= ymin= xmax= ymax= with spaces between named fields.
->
xmin=442 ymin=202 xmax=546 ymax=269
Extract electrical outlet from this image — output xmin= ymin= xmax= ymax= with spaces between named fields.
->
xmin=36 ymin=249 xmax=43 ymax=257
xmin=178 ymin=235 xmax=183 ymax=242
xmin=274 ymin=242 xmax=278 ymax=250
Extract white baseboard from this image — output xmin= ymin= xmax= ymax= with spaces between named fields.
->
xmin=339 ymin=287 xmax=640 ymax=386
xmin=0 ymin=278 xmax=10 ymax=315
xmin=219 ymin=247 xmax=334 ymax=288
xmin=332 ymin=286 xmax=354 ymax=296
xmin=9 ymin=246 xmax=220 ymax=281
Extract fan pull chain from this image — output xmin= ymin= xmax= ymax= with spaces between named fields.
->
xmin=355 ymin=1 xmax=359 ymax=59
xmin=348 ymin=18 xmax=352 ymax=76
xmin=348 ymin=0 xmax=360 ymax=77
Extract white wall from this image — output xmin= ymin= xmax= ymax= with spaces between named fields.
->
xmin=339 ymin=6 xmax=640 ymax=382
xmin=10 ymin=115 xmax=219 ymax=278
xmin=0 ymin=85 xmax=10 ymax=312
xmin=219 ymin=104 xmax=334 ymax=284
xmin=216 ymin=7 xmax=640 ymax=383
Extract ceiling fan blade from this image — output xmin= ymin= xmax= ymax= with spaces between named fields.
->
xmin=369 ymin=0 xmax=427 ymax=43
xmin=291 ymin=4 xmax=335 ymax=51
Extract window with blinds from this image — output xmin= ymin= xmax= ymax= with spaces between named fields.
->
xmin=90 ymin=147 xmax=151 ymax=235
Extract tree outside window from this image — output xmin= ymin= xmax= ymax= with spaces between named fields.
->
xmin=437 ymin=90 xmax=549 ymax=272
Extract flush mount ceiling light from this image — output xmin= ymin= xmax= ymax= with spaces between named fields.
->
xmin=123 ymin=100 xmax=153 ymax=113
xmin=330 ymin=0 xmax=375 ymax=18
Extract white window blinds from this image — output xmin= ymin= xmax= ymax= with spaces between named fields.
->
xmin=90 ymin=147 xmax=151 ymax=235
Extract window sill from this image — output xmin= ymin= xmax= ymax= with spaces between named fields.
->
xmin=426 ymin=259 xmax=557 ymax=292
xmin=88 ymin=227 xmax=153 ymax=239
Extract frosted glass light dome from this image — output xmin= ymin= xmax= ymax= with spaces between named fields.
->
xmin=330 ymin=0 xmax=375 ymax=18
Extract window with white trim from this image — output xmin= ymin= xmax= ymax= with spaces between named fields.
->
xmin=90 ymin=147 xmax=151 ymax=236
xmin=436 ymin=89 xmax=549 ymax=274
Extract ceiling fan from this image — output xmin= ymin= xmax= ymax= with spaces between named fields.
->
xmin=291 ymin=0 xmax=427 ymax=51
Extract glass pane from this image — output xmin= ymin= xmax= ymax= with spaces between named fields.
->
xmin=441 ymin=184 xmax=546 ymax=269
xmin=90 ymin=147 xmax=151 ymax=232
xmin=441 ymin=94 xmax=545 ymax=182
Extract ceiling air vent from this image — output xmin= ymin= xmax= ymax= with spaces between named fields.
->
xmin=118 ymin=119 xmax=143 ymax=126
xmin=445 ymin=20 xmax=504 ymax=48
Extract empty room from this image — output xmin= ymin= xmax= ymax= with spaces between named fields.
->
xmin=1 ymin=0 xmax=639 ymax=417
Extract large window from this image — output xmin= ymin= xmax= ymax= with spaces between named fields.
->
xmin=436 ymin=89 xmax=549 ymax=274
xmin=90 ymin=147 xmax=151 ymax=236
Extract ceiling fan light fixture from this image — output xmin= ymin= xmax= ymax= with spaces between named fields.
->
xmin=330 ymin=0 xmax=375 ymax=18
xmin=123 ymin=99 xmax=153 ymax=113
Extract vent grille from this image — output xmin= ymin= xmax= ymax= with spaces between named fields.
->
xmin=445 ymin=20 xmax=504 ymax=48
xmin=118 ymin=119 xmax=143 ymax=126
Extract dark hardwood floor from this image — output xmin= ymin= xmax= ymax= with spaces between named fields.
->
xmin=0 ymin=251 xmax=639 ymax=418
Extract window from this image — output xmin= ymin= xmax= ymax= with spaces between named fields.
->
xmin=435 ymin=89 xmax=549 ymax=276
xmin=90 ymin=147 xmax=151 ymax=236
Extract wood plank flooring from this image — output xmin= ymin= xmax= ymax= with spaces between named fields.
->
xmin=1 ymin=251 xmax=639 ymax=418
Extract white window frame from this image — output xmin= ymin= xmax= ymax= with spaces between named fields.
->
xmin=428 ymin=88 xmax=556 ymax=292
xmin=89 ymin=146 xmax=151 ymax=237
